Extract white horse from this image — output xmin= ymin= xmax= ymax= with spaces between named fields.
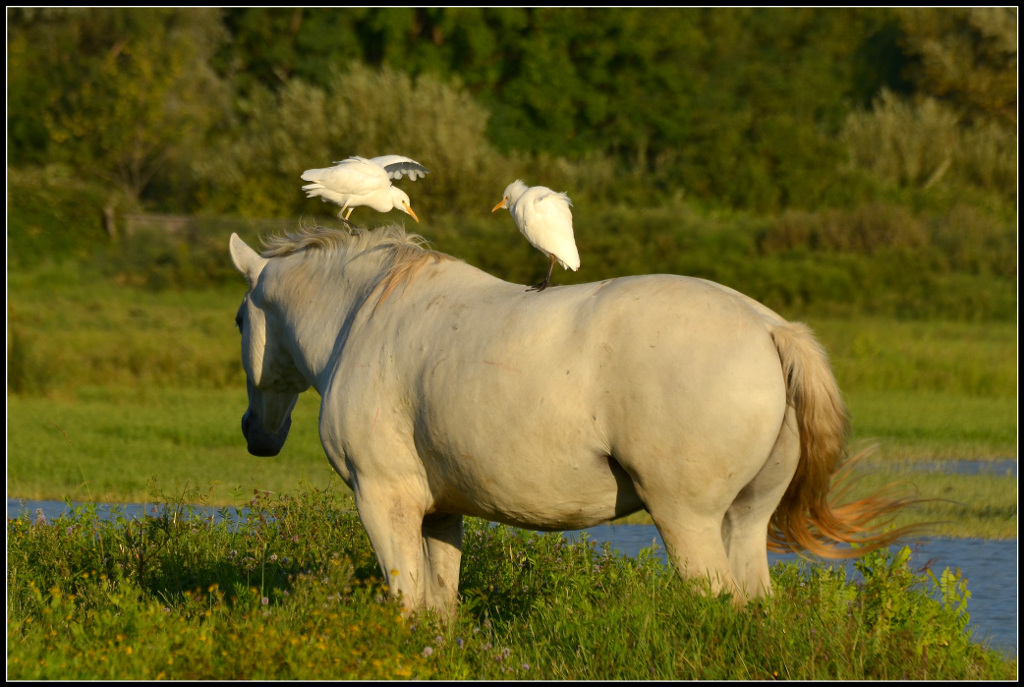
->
xmin=229 ymin=224 xmax=908 ymax=619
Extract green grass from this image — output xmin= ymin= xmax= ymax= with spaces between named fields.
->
xmin=6 ymin=388 xmax=334 ymax=505
xmin=845 ymin=392 xmax=1016 ymax=460
xmin=811 ymin=318 xmax=1017 ymax=398
xmin=6 ymin=489 xmax=1017 ymax=680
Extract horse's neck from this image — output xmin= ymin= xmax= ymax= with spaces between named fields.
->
xmin=272 ymin=250 xmax=385 ymax=393
xmin=275 ymin=249 xmax=501 ymax=392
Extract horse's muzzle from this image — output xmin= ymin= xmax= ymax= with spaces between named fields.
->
xmin=242 ymin=409 xmax=292 ymax=457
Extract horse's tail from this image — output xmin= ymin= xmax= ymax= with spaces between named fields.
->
xmin=766 ymin=321 xmax=917 ymax=557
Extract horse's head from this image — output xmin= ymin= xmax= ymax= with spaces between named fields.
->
xmin=229 ymin=233 xmax=310 ymax=457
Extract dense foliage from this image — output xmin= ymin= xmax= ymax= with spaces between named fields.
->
xmin=8 ymin=8 xmax=1015 ymax=210
xmin=5 ymin=8 xmax=1017 ymax=320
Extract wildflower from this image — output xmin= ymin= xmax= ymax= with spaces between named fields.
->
xmin=270 ymin=554 xmax=278 ymax=562
xmin=522 ymin=663 xmax=530 ymax=671
xmin=35 ymin=509 xmax=47 ymax=526
xmin=262 ymin=597 xmax=269 ymax=606
xmin=456 ymin=638 xmax=464 ymax=649
xmin=422 ymin=646 xmax=433 ymax=658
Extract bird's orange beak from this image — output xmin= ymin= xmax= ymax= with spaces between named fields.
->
xmin=491 ymin=198 xmax=507 ymax=213
xmin=403 ymin=202 xmax=420 ymax=223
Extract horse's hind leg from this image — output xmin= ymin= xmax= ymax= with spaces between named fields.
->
xmin=722 ymin=405 xmax=801 ymax=599
xmin=649 ymin=504 xmax=742 ymax=601
xmin=618 ymin=451 xmax=749 ymax=602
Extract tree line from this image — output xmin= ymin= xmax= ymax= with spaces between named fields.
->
xmin=6 ymin=8 xmax=1016 ymax=221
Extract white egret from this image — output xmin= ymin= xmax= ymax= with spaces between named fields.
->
xmin=492 ymin=180 xmax=580 ymax=292
xmin=301 ymin=155 xmax=428 ymax=223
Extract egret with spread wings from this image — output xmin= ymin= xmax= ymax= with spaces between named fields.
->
xmin=301 ymin=155 xmax=429 ymax=222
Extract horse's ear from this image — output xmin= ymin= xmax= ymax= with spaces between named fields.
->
xmin=230 ymin=233 xmax=268 ymax=287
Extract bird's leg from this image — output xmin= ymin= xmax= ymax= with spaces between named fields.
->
xmin=527 ymin=255 xmax=557 ymax=292
xmin=344 ymin=208 xmax=354 ymax=220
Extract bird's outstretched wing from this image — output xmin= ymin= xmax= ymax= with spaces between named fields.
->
xmin=369 ymin=155 xmax=430 ymax=181
xmin=329 ymin=155 xmax=429 ymax=181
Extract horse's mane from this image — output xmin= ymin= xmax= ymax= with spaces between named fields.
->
xmin=260 ymin=223 xmax=457 ymax=308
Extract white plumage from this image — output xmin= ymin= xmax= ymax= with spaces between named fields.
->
xmin=301 ymin=155 xmax=429 ymax=222
xmin=492 ymin=180 xmax=580 ymax=292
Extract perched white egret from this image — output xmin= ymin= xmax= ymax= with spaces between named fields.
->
xmin=301 ymin=155 xmax=428 ymax=222
xmin=492 ymin=180 xmax=580 ymax=292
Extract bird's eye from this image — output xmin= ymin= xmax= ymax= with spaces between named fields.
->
xmin=235 ymin=314 xmax=243 ymax=332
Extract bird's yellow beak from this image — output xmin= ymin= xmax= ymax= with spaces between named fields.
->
xmin=491 ymin=198 xmax=507 ymax=212
xmin=403 ymin=202 xmax=420 ymax=223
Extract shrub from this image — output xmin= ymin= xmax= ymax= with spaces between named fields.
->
xmin=6 ymin=165 xmax=121 ymax=268
xmin=841 ymin=89 xmax=961 ymax=191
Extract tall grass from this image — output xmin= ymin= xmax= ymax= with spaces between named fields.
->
xmin=6 ymin=489 xmax=1016 ymax=679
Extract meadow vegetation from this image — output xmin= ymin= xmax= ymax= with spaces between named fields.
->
xmin=6 ymin=489 xmax=1017 ymax=680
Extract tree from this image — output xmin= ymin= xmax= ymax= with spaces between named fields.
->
xmin=897 ymin=8 xmax=1017 ymax=128
xmin=7 ymin=8 xmax=229 ymax=205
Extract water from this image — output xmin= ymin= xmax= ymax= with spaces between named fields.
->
xmin=864 ymin=458 xmax=1017 ymax=477
xmin=8 ymin=487 xmax=1018 ymax=657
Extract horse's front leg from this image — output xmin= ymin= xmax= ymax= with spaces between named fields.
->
xmin=352 ymin=484 xmax=433 ymax=616
xmin=422 ymin=513 xmax=463 ymax=621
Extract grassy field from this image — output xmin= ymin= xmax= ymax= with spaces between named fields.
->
xmin=6 ymin=489 xmax=1017 ymax=680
